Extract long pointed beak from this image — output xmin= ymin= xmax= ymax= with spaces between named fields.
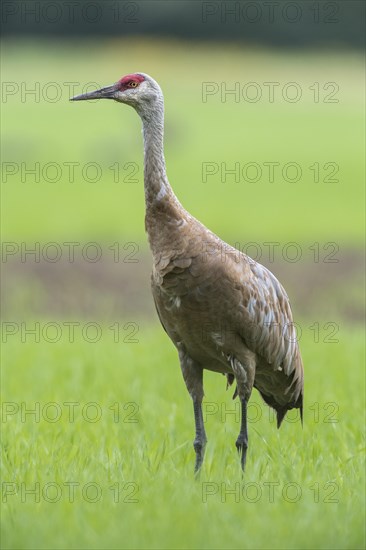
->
xmin=70 ymin=84 xmax=118 ymax=101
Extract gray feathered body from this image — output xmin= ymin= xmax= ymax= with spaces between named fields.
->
xmin=148 ymin=199 xmax=303 ymax=425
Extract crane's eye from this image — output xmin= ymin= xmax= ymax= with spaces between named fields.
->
xmin=128 ymin=81 xmax=138 ymax=88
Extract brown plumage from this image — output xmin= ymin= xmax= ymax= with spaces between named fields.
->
xmin=71 ymin=72 xmax=304 ymax=472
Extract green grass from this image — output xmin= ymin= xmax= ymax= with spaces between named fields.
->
xmin=1 ymin=322 xmax=365 ymax=549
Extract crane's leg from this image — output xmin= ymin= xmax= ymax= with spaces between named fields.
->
xmin=178 ymin=348 xmax=207 ymax=474
xmin=236 ymin=397 xmax=248 ymax=471
xmin=192 ymin=395 xmax=206 ymax=474
xmin=229 ymin=354 xmax=255 ymax=471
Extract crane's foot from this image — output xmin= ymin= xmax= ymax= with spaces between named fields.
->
xmin=235 ymin=436 xmax=248 ymax=471
xmin=193 ymin=438 xmax=207 ymax=475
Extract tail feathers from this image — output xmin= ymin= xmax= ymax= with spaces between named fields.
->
xmin=276 ymin=408 xmax=287 ymax=429
xmin=277 ymin=400 xmax=303 ymax=429
xmin=259 ymin=390 xmax=303 ymax=429
xmin=299 ymin=397 xmax=303 ymax=427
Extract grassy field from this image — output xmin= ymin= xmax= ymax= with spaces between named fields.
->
xmin=1 ymin=324 xmax=365 ymax=549
xmin=1 ymin=39 xmax=365 ymax=549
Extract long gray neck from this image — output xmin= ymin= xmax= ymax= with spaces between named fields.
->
xmin=140 ymin=102 xmax=186 ymax=252
xmin=141 ymin=106 xmax=171 ymax=208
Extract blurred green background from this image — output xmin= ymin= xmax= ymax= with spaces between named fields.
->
xmin=2 ymin=42 xmax=364 ymax=242
xmin=1 ymin=1 xmax=365 ymax=549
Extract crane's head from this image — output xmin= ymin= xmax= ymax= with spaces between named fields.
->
xmin=70 ymin=73 xmax=163 ymax=118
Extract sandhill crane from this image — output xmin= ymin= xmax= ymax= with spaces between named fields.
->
xmin=71 ymin=73 xmax=304 ymax=473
